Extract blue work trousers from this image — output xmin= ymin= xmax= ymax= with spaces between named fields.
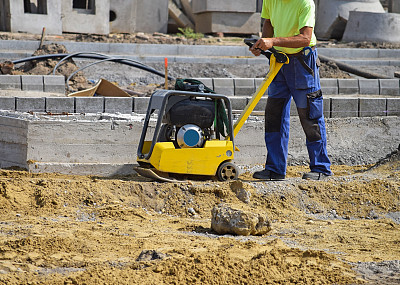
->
xmin=264 ymin=48 xmax=332 ymax=175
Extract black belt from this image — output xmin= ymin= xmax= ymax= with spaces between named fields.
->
xmin=286 ymin=46 xmax=316 ymax=57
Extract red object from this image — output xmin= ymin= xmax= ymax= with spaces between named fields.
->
xmin=164 ymin=57 xmax=168 ymax=67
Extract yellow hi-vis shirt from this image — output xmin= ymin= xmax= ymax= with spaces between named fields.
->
xmin=261 ymin=0 xmax=317 ymax=54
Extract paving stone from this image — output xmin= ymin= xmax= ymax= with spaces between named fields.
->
xmin=46 ymin=97 xmax=75 ymax=113
xmin=359 ymin=79 xmax=379 ymax=95
xmin=192 ymin=78 xmax=214 ymax=91
xmin=21 ymin=75 xmax=43 ymax=92
xmin=331 ymin=98 xmax=359 ymax=118
xmin=234 ymin=78 xmax=255 ymax=96
xmin=105 ymin=97 xmax=133 ymax=114
xmin=387 ymin=98 xmax=400 ymax=116
xmin=0 ymin=97 xmax=15 ymax=111
xmin=250 ymin=97 xmax=267 ymax=112
xmin=0 ymin=75 xmax=21 ymax=90
xmin=229 ymin=97 xmax=247 ymax=111
xmin=320 ymin=78 xmax=338 ymax=95
xmin=338 ymin=79 xmax=359 ymax=95
xmin=213 ymin=78 xmax=234 ymax=96
xmin=43 ymin=75 xmax=65 ymax=94
xmin=323 ymin=97 xmax=331 ymax=118
xmin=359 ymin=98 xmax=387 ymax=117
xmin=133 ymin=97 xmax=150 ymax=113
xmin=75 ymin=97 xmax=105 ymax=113
xmin=379 ymin=79 xmax=400 ymax=96
xmin=16 ymin=97 xmax=46 ymax=112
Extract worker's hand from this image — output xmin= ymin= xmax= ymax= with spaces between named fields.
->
xmin=250 ymin=38 xmax=274 ymax=55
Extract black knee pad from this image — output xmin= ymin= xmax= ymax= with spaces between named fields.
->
xmin=297 ymin=107 xmax=321 ymax=142
xmin=265 ymin=98 xmax=286 ymax=132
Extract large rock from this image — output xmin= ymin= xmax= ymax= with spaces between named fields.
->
xmin=211 ymin=204 xmax=271 ymax=236
xmin=342 ymin=11 xmax=400 ymax=43
xmin=315 ymin=0 xmax=385 ymax=40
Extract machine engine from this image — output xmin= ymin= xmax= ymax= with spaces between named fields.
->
xmin=159 ymin=98 xmax=215 ymax=148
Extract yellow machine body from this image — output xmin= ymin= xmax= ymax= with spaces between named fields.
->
xmin=138 ymin=140 xmax=234 ymax=176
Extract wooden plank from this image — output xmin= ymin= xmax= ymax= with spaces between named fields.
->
xmin=180 ymin=0 xmax=195 ymax=23
xmin=168 ymin=0 xmax=194 ymax=29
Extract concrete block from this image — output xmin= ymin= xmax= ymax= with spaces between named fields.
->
xmin=320 ymin=78 xmax=338 ymax=95
xmin=192 ymin=78 xmax=214 ymax=91
xmin=229 ymin=97 xmax=247 ymax=111
xmin=192 ymin=0 xmax=257 ymax=13
xmin=234 ymin=78 xmax=255 ymax=96
xmin=0 ymin=97 xmax=15 ymax=111
xmin=46 ymin=97 xmax=75 ymax=114
xmin=75 ymin=97 xmax=105 ymax=113
xmin=390 ymin=0 xmax=400 ymax=13
xmin=110 ymin=0 xmax=136 ymax=33
xmin=359 ymin=98 xmax=387 ymax=117
xmin=379 ymin=79 xmax=400 ymax=96
xmin=16 ymin=98 xmax=46 ymax=113
xmin=21 ymin=75 xmax=43 ymax=92
xmin=133 ymin=97 xmax=150 ymax=113
xmin=195 ymin=12 xmax=261 ymax=34
xmin=61 ymin=0 xmax=110 ymax=35
xmin=8 ymin=0 xmax=62 ymax=34
xmin=0 ymin=75 xmax=21 ymax=90
xmin=343 ymin=11 xmax=400 ymax=43
xmin=359 ymin=79 xmax=379 ymax=95
xmin=43 ymin=75 xmax=65 ymax=94
xmin=323 ymin=97 xmax=331 ymax=118
xmin=331 ymin=98 xmax=359 ymax=118
xmin=338 ymin=79 xmax=359 ymax=95
xmin=105 ymin=97 xmax=133 ymax=114
xmin=250 ymin=97 xmax=267 ymax=112
xmin=213 ymin=78 xmax=235 ymax=96
xmin=387 ymin=98 xmax=400 ymax=116
xmin=135 ymin=0 xmax=168 ymax=33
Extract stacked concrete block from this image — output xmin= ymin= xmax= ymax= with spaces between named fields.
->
xmin=105 ymin=97 xmax=133 ymax=114
xmin=331 ymin=98 xmax=359 ymax=118
xmin=230 ymin=97 xmax=247 ymax=111
xmin=133 ymin=97 xmax=150 ymax=114
xmin=359 ymin=79 xmax=379 ymax=95
xmin=320 ymin=79 xmax=338 ymax=95
xmin=234 ymin=78 xmax=255 ymax=96
xmin=250 ymin=97 xmax=267 ymax=112
xmin=5 ymin=0 xmax=62 ymax=34
xmin=338 ymin=79 xmax=359 ymax=95
xmin=62 ymin=0 xmax=110 ymax=35
xmin=387 ymin=98 xmax=400 ymax=116
xmin=75 ymin=97 xmax=105 ymax=113
xmin=43 ymin=76 xmax=65 ymax=94
xmin=192 ymin=78 xmax=214 ymax=91
xmin=16 ymin=97 xmax=46 ymax=113
xmin=192 ymin=0 xmax=261 ymax=34
xmin=323 ymin=97 xmax=331 ymax=118
xmin=380 ymin=79 xmax=400 ymax=96
xmin=0 ymin=75 xmax=21 ymax=90
xmin=46 ymin=97 xmax=75 ymax=114
xmin=213 ymin=78 xmax=235 ymax=96
xmin=0 ymin=97 xmax=15 ymax=111
xmin=359 ymin=98 xmax=387 ymax=117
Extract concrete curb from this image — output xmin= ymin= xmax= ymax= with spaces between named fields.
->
xmin=0 ymin=75 xmax=65 ymax=94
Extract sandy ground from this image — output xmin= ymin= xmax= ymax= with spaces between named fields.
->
xmin=0 ymin=150 xmax=399 ymax=284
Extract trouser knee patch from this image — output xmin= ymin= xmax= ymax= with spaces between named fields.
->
xmin=297 ymin=107 xmax=321 ymax=142
xmin=265 ymin=98 xmax=286 ymax=132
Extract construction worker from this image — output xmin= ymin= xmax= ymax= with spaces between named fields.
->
xmin=250 ymin=0 xmax=332 ymax=181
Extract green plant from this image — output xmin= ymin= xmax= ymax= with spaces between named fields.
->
xmin=177 ymin=27 xmax=203 ymax=40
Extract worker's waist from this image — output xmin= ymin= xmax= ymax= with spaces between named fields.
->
xmin=286 ymin=46 xmax=316 ymax=57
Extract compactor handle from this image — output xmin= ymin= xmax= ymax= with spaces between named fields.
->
xmin=244 ymin=38 xmax=288 ymax=64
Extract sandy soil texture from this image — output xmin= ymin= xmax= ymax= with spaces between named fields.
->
xmin=0 ymin=150 xmax=399 ymax=284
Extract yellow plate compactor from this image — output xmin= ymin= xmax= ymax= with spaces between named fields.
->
xmin=134 ymin=39 xmax=289 ymax=182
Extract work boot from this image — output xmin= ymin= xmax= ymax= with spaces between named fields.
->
xmin=253 ymin=169 xmax=285 ymax=181
xmin=302 ymin=172 xmax=330 ymax=180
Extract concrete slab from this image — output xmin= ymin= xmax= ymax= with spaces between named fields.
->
xmin=234 ymin=78 xmax=255 ymax=96
xmin=323 ymin=97 xmax=331 ymax=118
xmin=0 ymin=75 xmax=21 ymax=90
xmin=135 ymin=0 xmax=168 ymax=33
xmin=16 ymin=97 xmax=46 ymax=113
xmin=21 ymin=75 xmax=43 ymax=92
xmin=192 ymin=0 xmax=257 ymax=13
xmin=321 ymin=78 xmax=338 ymax=95
xmin=0 ymin=97 xmax=15 ymax=111
xmin=133 ymin=97 xmax=150 ymax=114
xmin=343 ymin=11 xmax=400 ymax=43
xmin=46 ymin=97 xmax=75 ymax=114
xmin=359 ymin=98 xmax=387 ymax=117
xmin=380 ymin=79 xmax=400 ymax=96
xmin=104 ymin=97 xmax=133 ymax=114
xmin=43 ymin=75 xmax=65 ymax=94
xmin=338 ymin=79 xmax=359 ymax=95
xmin=331 ymin=98 xmax=359 ymax=118
xmin=213 ymin=78 xmax=234 ymax=96
xmin=194 ymin=12 xmax=261 ymax=34
xmin=359 ymin=79 xmax=379 ymax=95
xmin=75 ymin=97 xmax=105 ymax=113
xmin=230 ymin=97 xmax=247 ymax=111
xmin=387 ymin=98 xmax=400 ymax=116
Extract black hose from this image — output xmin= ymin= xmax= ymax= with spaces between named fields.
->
xmin=318 ymin=54 xmax=391 ymax=79
xmin=12 ymin=53 xmax=176 ymax=81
